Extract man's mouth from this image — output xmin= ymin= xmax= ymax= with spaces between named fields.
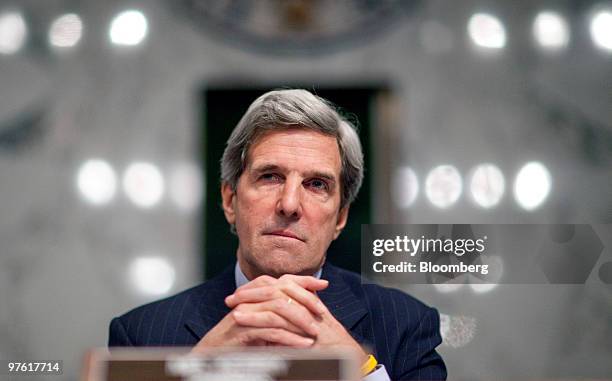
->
xmin=265 ymin=230 xmax=305 ymax=242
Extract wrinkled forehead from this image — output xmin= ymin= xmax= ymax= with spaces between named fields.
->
xmin=244 ymin=128 xmax=342 ymax=176
xmin=246 ymin=127 xmax=340 ymax=161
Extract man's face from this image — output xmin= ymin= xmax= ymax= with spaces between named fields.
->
xmin=221 ymin=129 xmax=349 ymax=279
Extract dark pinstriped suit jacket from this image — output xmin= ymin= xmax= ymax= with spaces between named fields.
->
xmin=108 ymin=263 xmax=447 ymax=380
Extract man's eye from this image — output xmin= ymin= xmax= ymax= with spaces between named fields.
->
xmin=260 ymin=173 xmax=281 ymax=182
xmin=307 ymin=179 xmax=329 ymax=191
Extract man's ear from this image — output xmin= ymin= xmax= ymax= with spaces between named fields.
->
xmin=221 ymin=182 xmax=236 ymax=225
xmin=333 ymin=206 xmax=349 ymax=240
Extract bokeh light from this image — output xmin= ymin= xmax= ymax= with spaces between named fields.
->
xmin=469 ymin=255 xmax=504 ymax=293
xmin=109 ymin=9 xmax=148 ymax=46
xmin=168 ymin=162 xmax=204 ymax=213
xmin=392 ymin=166 xmax=419 ymax=208
xmin=129 ymin=256 xmax=175 ymax=296
xmin=0 ymin=11 xmax=27 ymax=55
xmin=513 ymin=161 xmax=552 ymax=210
xmin=590 ymin=9 xmax=612 ymax=52
xmin=49 ymin=13 xmax=83 ymax=49
xmin=123 ymin=162 xmax=165 ymax=208
xmin=469 ymin=163 xmax=505 ymax=208
xmin=433 ymin=282 xmax=465 ymax=293
xmin=533 ymin=11 xmax=569 ymax=51
xmin=425 ymin=165 xmax=463 ymax=208
xmin=468 ymin=13 xmax=507 ymax=49
xmin=76 ymin=159 xmax=117 ymax=206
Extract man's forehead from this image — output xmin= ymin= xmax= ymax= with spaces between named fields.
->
xmin=245 ymin=129 xmax=342 ymax=176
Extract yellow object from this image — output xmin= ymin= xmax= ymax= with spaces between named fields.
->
xmin=360 ymin=354 xmax=378 ymax=376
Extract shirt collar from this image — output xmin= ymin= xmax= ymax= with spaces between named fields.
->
xmin=234 ymin=262 xmax=323 ymax=288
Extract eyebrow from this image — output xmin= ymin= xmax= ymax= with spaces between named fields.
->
xmin=251 ymin=163 xmax=337 ymax=183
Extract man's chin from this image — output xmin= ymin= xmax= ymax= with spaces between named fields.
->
xmin=256 ymin=258 xmax=320 ymax=278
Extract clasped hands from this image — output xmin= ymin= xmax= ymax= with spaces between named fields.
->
xmin=192 ymin=274 xmax=368 ymax=362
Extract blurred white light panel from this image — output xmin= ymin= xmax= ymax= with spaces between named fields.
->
xmin=392 ymin=166 xmax=419 ymax=208
xmin=513 ymin=161 xmax=551 ymax=210
xmin=0 ymin=11 xmax=27 ymax=55
xmin=49 ymin=13 xmax=83 ymax=49
xmin=76 ymin=159 xmax=117 ymax=206
xmin=533 ymin=11 xmax=569 ymax=50
xmin=169 ymin=162 xmax=203 ymax=212
xmin=469 ymin=163 xmax=505 ymax=208
xmin=425 ymin=165 xmax=462 ymax=208
xmin=123 ymin=162 xmax=165 ymax=208
xmin=590 ymin=10 xmax=612 ymax=52
xmin=129 ymin=256 xmax=175 ymax=296
xmin=109 ymin=9 xmax=148 ymax=46
xmin=468 ymin=13 xmax=507 ymax=49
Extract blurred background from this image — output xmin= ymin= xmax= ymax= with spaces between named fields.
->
xmin=0 ymin=0 xmax=611 ymax=380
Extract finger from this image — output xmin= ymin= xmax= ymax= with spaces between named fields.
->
xmin=277 ymin=280 xmax=327 ymax=315
xmin=279 ymin=274 xmax=329 ymax=292
xmin=241 ymin=328 xmax=315 ymax=348
xmin=226 ymin=286 xmax=281 ymax=308
xmin=230 ymin=301 xmax=318 ymax=336
xmin=234 ymin=275 xmax=277 ymax=293
xmin=236 ymin=274 xmax=328 ymax=293
xmin=259 ymin=298 xmax=319 ymax=336
xmin=232 ymin=310 xmax=308 ymax=336
xmin=227 ymin=284 xmax=326 ymax=316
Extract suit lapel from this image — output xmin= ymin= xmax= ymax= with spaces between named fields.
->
xmin=185 ymin=266 xmax=235 ymax=341
xmin=318 ymin=264 xmax=368 ymax=333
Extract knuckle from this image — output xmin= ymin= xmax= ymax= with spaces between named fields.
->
xmin=234 ymin=304 xmax=247 ymax=313
xmin=233 ymin=290 xmax=244 ymax=299
xmin=269 ymin=329 xmax=283 ymax=341
xmin=279 ymin=280 xmax=294 ymax=291
xmin=252 ymin=275 xmax=267 ymax=285
xmin=263 ymin=287 xmax=275 ymax=298
xmin=260 ymin=275 xmax=275 ymax=284
xmin=300 ymin=310 xmax=314 ymax=324
xmin=237 ymin=331 xmax=249 ymax=343
xmin=264 ymin=312 xmax=276 ymax=325
xmin=272 ymin=299 xmax=286 ymax=311
xmin=304 ymin=295 xmax=317 ymax=306
xmin=299 ymin=316 xmax=313 ymax=328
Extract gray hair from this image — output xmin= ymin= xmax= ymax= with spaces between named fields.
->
xmin=220 ymin=89 xmax=364 ymax=209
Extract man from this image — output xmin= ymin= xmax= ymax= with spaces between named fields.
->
xmin=109 ymin=89 xmax=447 ymax=380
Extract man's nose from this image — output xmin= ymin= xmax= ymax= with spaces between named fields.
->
xmin=276 ymin=178 xmax=303 ymax=219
